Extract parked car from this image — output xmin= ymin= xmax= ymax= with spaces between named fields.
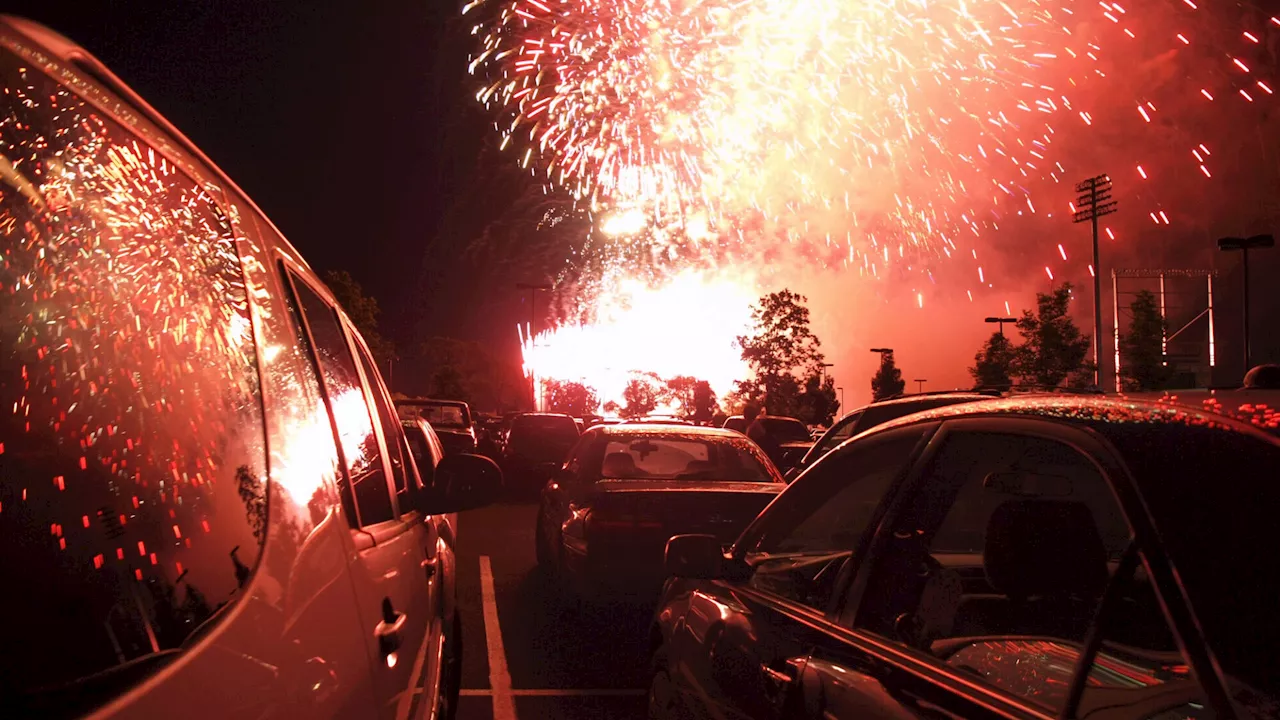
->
xmin=536 ymin=425 xmax=784 ymax=598
xmin=0 ymin=17 xmax=502 ymax=718
xmin=501 ymin=412 xmax=581 ymax=494
xmin=787 ymin=391 xmax=997 ymax=479
xmin=722 ymin=415 xmax=748 ymax=433
xmin=650 ymin=396 xmax=1280 ymax=719
xmin=396 ymin=398 xmax=477 ymax=455
xmin=747 ymin=415 xmax=814 ymax=472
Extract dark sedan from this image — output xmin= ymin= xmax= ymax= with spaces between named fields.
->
xmin=650 ymin=396 xmax=1280 ymax=719
xmin=502 ymin=412 xmax=582 ymax=494
xmin=536 ymin=425 xmax=784 ymax=598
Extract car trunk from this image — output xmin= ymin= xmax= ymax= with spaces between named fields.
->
xmin=583 ymin=480 xmax=781 ymax=580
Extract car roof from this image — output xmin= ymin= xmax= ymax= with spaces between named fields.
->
xmin=596 ymin=424 xmax=743 ymax=439
xmin=862 ymin=394 xmax=1280 ymax=444
xmin=515 ymin=412 xmax=574 ymax=419
xmin=397 ymin=398 xmax=469 ymax=407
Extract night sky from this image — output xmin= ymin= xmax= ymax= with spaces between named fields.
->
xmin=7 ymin=1 xmax=540 ymax=361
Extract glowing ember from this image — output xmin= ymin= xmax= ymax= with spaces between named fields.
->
xmin=521 ymin=270 xmax=756 ymax=410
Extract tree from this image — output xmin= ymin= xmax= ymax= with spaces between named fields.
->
xmin=620 ymin=377 xmax=658 ymax=418
xmin=323 ymin=270 xmax=395 ymax=366
xmin=1012 ymin=284 xmax=1095 ymax=388
xmin=970 ymin=332 xmax=1016 ymax=389
xmin=737 ymin=289 xmax=826 ymax=414
xmin=691 ymin=381 xmax=718 ymax=424
xmin=796 ymin=373 xmax=840 ymax=425
xmin=545 ymin=380 xmax=601 ymax=416
xmin=429 ymin=365 xmax=467 ymax=400
xmin=870 ymin=352 xmax=906 ymax=400
xmin=1120 ymin=290 xmax=1173 ymax=391
xmin=665 ymin=376 xmax=699 ymax=418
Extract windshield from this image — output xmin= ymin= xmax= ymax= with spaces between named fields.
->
xmin=398 ymin=402 xmax=470 ymax=428
xmin=761 ymin=417 xmax=811 ymax=443
xmin=600 ymin=435 xmax=776 ymax=482
xmin=1100 ymin=422 xmax=1280 ymax=700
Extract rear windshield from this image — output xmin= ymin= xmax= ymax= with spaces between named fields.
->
xmin=1100 ymin=421 xmax=1280 ymax=700
xmin=398 ymin=402 xmax=470 ymax=428
xmin=512 ymin=415 xmax=580 ymax=442
xmin=601 ymin=435 xmax=776 ymax=483
xmin=760 ymin=418 xmax=811 ymax=443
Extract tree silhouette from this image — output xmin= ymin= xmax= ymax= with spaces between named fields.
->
xmin=621 ymin=377 xmax=659 ymax=418
xmin=737 ymin=289 xmax=827 ymax=414
xmin=870 ymin=352 xmax=906 ymax=400
xmin=970 ymin=332 xmax=1016 ymax=389
xmin=797 ymin=373 xmax=840 ymax=425
xmin=691 ymin=380 xmax=718 ymax=424
xmin=545 ymin=380 xmax=601 ymax=416
xmin=323 ymin=270 xmax=395 ymax=366
xmin=1012 ymin=284 xmax=1095 ymax=388
xmin=1120 ymin=290 xmax=1172 ymax=391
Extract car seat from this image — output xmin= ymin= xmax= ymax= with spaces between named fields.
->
xmin=602 ymin=452 xmax=638 ymax=478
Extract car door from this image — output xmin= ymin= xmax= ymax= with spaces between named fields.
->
xmin=660 ymin=424 xmax=935 ymax=720
xmin=538 ymin=429 xmax=598 ymax=564
xmin=802 ymin=418 xmax=1214 ymax=720
xmin=282 ymin=267 xmax=436 ymax=720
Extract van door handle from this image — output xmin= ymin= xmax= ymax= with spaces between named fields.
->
xmin=375 ymin=597 xmax=407 ymax=657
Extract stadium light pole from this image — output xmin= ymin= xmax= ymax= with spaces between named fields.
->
xmin=837 ymin=386 xmax=844 ymax=410
xmin=1073 ymin=174 xmax=1117 ymax=387
xmin=1217 ymin=234 xmax=1274 ymax=372
xmin=914 ymin=379 xmax=927 ymax=393
xmin=985 ymin=316 xmax=1017 ymax=336
xmin=820 ymin=362 xmax=834 ymax=382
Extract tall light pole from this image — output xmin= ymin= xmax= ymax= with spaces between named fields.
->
xmin=914 ymin=379 xmax=927 ymax=393
xmin=820 ymin=362 xmax=834 ymax=382
xmin=1217 ymin=234 xmax=1274 ymax=372
xmin=1073 ymin=174 xmax=1117 ymax=387
xmin=516 ymin=282 xmax=552 ymax=409
xmin=836 ymin=386 xmax=844 ymax=411
xmin=985 ymin=316 xmax=1017 ymax=336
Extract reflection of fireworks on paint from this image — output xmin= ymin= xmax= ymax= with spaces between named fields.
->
xmin=469 ymin=0 xmax=1280 ymax=399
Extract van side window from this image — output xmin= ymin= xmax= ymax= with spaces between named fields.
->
xmin=285 ymin=273 xmax=396 ymax=527
xmin=0 ymin=52 xmax=268 ymax=704
xmin=351 ymin=330 xmax=412 ymax=501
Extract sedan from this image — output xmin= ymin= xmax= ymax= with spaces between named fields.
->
xmin=650 ymin=396 xmax=1280 ymax=719
xmin=536 ymin=424 xmax=785 ymax=598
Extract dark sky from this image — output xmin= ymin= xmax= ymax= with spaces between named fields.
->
xmin=7 ymin=1 xmax=536 ymax=358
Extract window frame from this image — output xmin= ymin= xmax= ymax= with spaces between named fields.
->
xmin=276 ymin=259 xmax=402 ymax=544
xmin=344 ymin=317 xmax=419 ymax=518
xmin=829 ymin=416 xmax=1230 ymax=719
xmin=728 ymin=422 xmax=940 ymax=619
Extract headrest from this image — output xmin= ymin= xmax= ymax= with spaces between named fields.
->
xmin=984 ymin=500 xmax=1108 ymax=600
xmin=602 ymin=452 xmax=637 ymax=478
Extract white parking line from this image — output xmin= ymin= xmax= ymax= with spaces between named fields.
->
xmin=479 ymin=556 xmax=516 ymax=720
xmin=460 ymin=689 xmax=647 ymax=697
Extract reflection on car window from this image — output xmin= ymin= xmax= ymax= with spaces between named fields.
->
xmin=0 ymin=54 xmax=267 ymax=708
xmin=601 ymin=436 xmax=773 ymax=482
xmin=815 ymin=412 xmax=862 ymax=455
xmin=352 ymin=337 xmax=409 ymax=500
xmin=746 ymin=428 xmax=924 ymax=610
xmin=398 ymin=402 xmax=468 ymax=428
xmin=287 ymin=276 xmax=395 ymax=527
xmin=855 ymin=431 xmax=1133 ymax=712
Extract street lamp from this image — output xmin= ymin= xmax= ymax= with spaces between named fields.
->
xmin=1217 ymin=234 xmax=1274 ymax=371
xmin=869 ymin=347 xmax=894 ymax=356
xmin=985 ymin=316 xmax=1017 ymax=336
xmin=914 ymin=379 xmax=927 ymax=393
xmin=836 ymin=386 xmax=844 ymax=411
xmin=820 ymin=362 xmax=834 ymax=382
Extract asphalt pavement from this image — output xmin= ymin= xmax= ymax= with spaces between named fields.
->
xmin=452 ymin=501 xmax=654 ymax=720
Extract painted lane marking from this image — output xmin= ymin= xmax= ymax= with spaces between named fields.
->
xmin=479 ymin=555 xmax=516 ymax=720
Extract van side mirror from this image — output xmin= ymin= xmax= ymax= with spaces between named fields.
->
xmin=427 ymin=454 xmax=502 ymax=513
xmin=665 ymin=534 xmax=725 ymax=579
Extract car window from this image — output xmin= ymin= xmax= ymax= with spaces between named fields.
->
xmin=399 ymin=402 xmax=469 ymax=428
xmin=286 ymin=273 xmax=396 ymax=527
xmin=0 ymin=53 xmax=268 ymax=710
xmin=762 ymin=417 xmax=811 ymax=442
xmin=351 ymin=335 xmax=412 ymax=504
xmin=601 ymin=435 xmax=774 ymax=482
xmin=852 ymin=428 xmax=1133 ymax=711
xmin=742 ymin=426 xmax=928 ymax=611
xmin=812 ymin=411 xmax=864 ymax=457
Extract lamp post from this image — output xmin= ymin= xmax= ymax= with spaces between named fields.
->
xmin=1217 ymin=235 xmax=1274 ymax=372
xmin=914 ymin=379 xmax=927 ymax=393
xmin=837 ymin=386 xmax=844 ymax=411
xmin=516 ymin=282 xmax=552 ymax=409
xmin=870 ymin=347 xmax=894 ymax=358
xmin=820 ymin=362 xmax=834 ymax=382
xmin=985 ymin=316 xmax=1017 ymax=336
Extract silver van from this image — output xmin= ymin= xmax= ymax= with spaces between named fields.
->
xmin=0 ymin=16 xmax=499 ymax=719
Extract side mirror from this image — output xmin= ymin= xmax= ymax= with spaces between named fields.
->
xmin=429 ymin=453 xmax=502 ymax=513
xmin=665 ymin=534 xmax=725 ymax=579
